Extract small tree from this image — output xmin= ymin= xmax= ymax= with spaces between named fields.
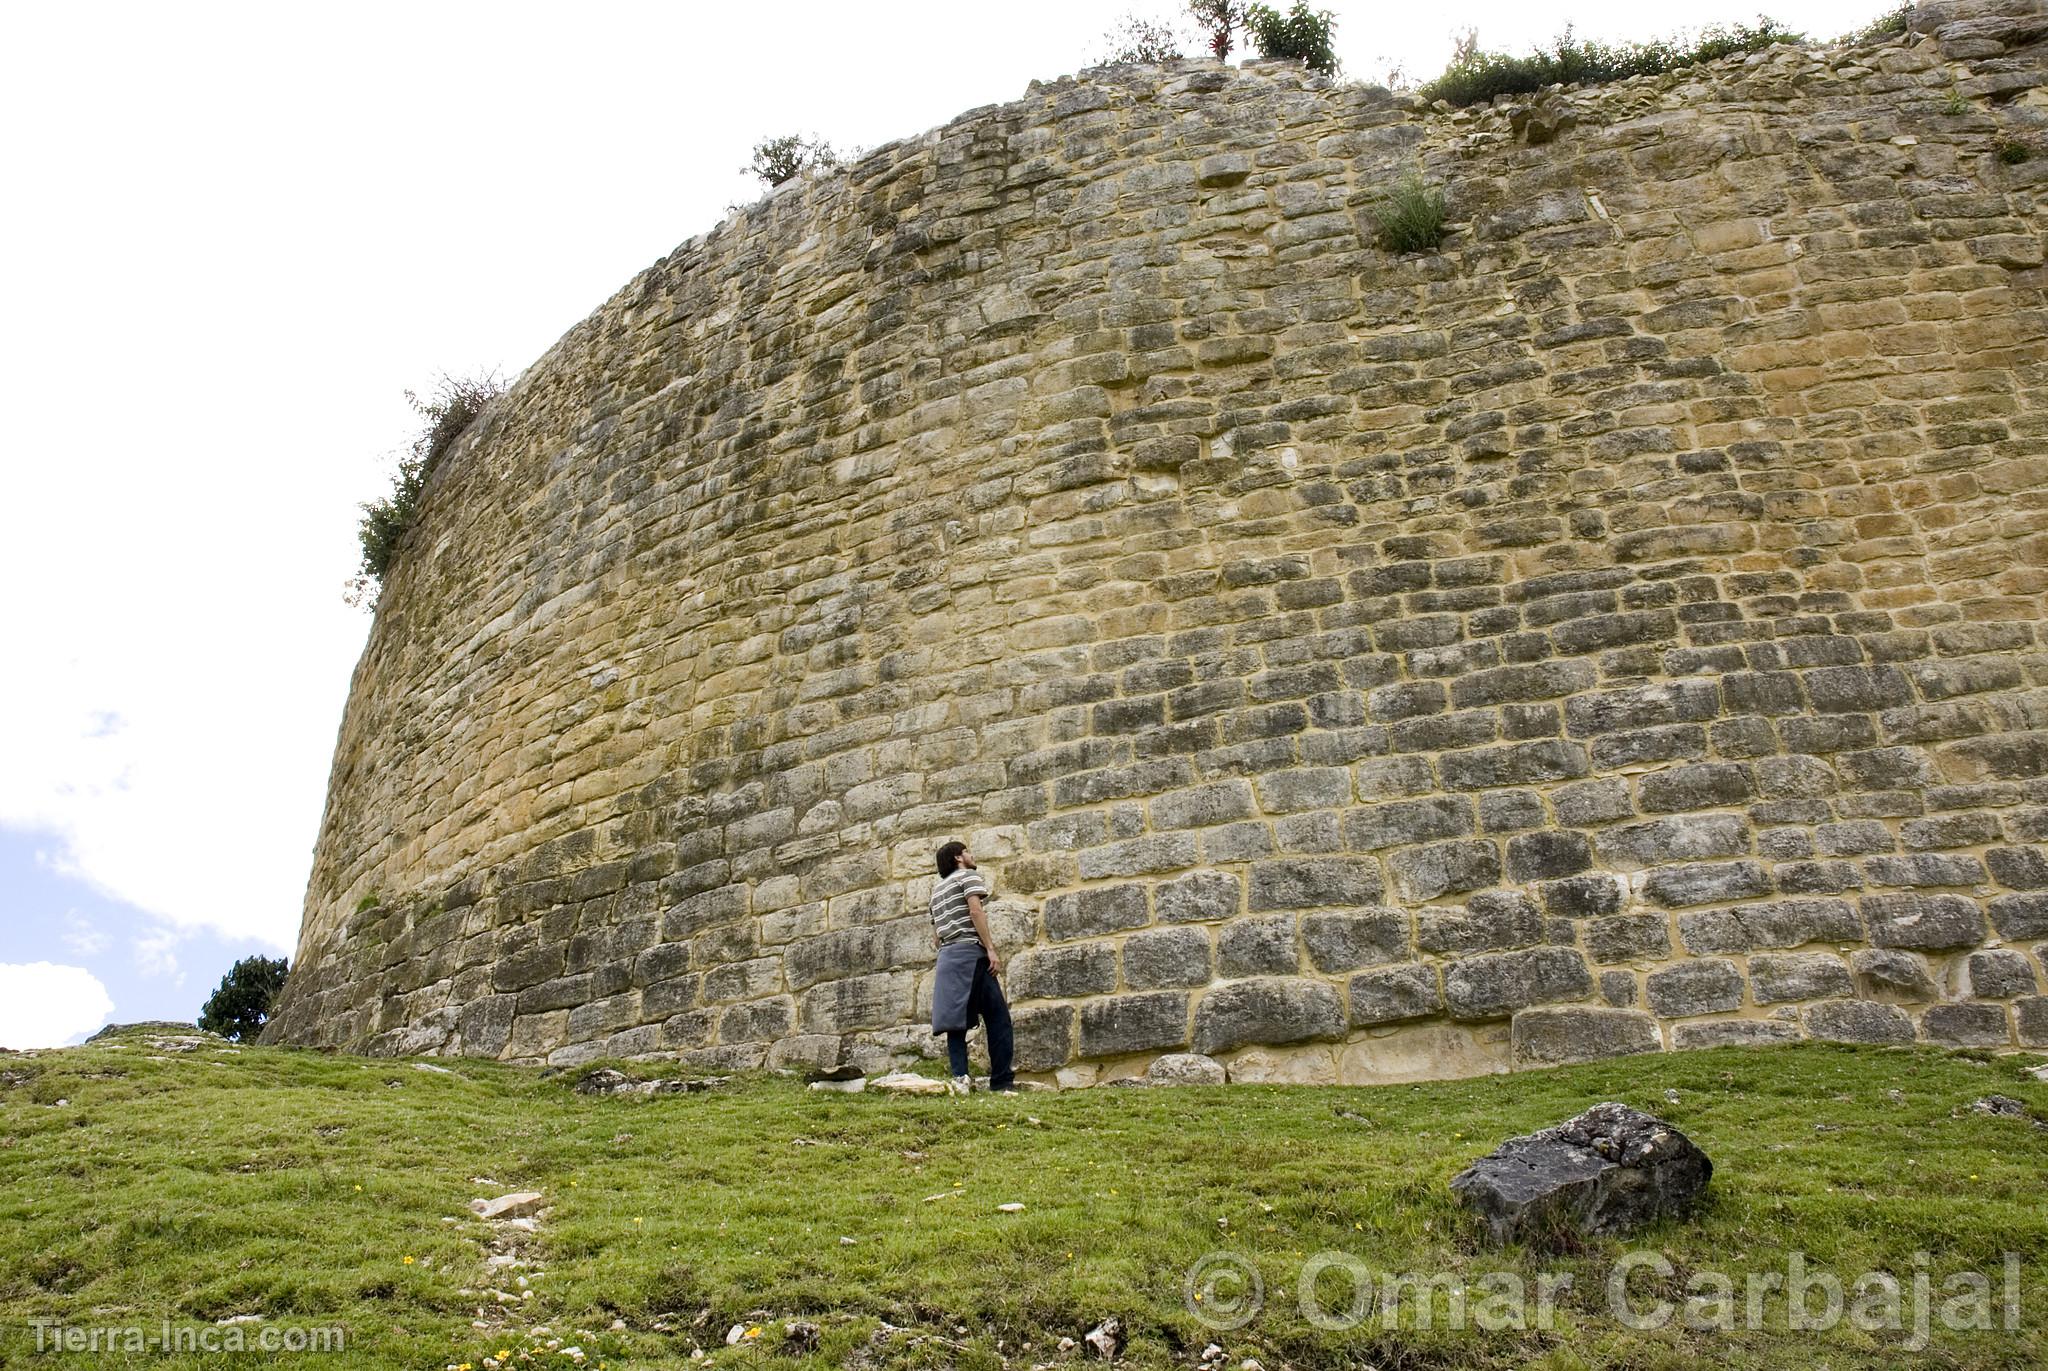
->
xmin=1246 ymin=1 xmax=1340 ymax=73
xmin=198 ymin=956 xmax=290 ymax=1042
xmin=1101 ymin=13 xmax=1188 ymax=63
xmin=747 ymin=135 xmax=842 ymax=187
xmin=1187 ymin=0 xmax=1248 ymax=60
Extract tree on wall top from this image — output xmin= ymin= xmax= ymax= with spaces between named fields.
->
xmin=1246 ymin=2 xmax=1340 ymax=73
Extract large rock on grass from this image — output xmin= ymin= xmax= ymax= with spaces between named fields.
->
xmin=1449 ymin=1102 xmax=1712 ymax=1246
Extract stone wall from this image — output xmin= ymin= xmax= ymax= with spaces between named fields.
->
xmin=266 ymin=0 xmax=2048 ymax=1084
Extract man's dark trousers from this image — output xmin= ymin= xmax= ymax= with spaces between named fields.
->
xmin=945 ymin=951 xmax=1015 ymax=1089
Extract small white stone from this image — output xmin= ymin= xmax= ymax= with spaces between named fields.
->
xmin=472 ymin=1191 xmax=545 ymax=1221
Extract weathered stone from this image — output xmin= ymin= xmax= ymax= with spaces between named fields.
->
xmin=1988 ymin=893 xmax=2048 ymax=940
xmin=1749 ymin=953 xmax=1853 ymax=1004
xmin=1120 ymin=926 xmax=1213 ymax=989
xmin=1449 ymin=1103 xmax=1710 ymax=1246
xmin=1416 ymin=890 xmax=1546 ymax=955
xmin=1145 ymin=1052 xmax=1226 ymax=1086
xmin=1154 ymin=870 xmax=1244 ymax=924
xmin=1850 ymin=948 xmax=1938 ymax=1001
xmin=1045 ymin=884 xmax=1150 ymax=941
xmin=1346 ymin=796 xmax=1472 ymax=850
xmin=1078 ymin=992 xmax=1188 ymax=1057
xmin=1248 ymin=858 xmax=1384 ymax=910
xmin=1347 ymin=963 xmax=1442 ymax=1025
xmin=1512 ymin=1006 xmax=1662 ymax=1066
xmin=1671 ymin=1018 xmax=1802 ymax=1049
xmin=1008 ymin=943 xmax=1118 ymax=1001
xmin=1677 ymin=899 xmax=1861 ymax=954
xmin=2017 ymin=996 xmax=2048 ymax=1047
xmin=1301 ymin=908 xmax=1411 ymax=971
xmin=1388 ymin=840 xmax=1501 ymax=902
xmin=472 ymin=1191 xmax=546 ymax=1221
xmin=1861 ymin=893 xmax=1986 ymax=950
xmin=1190 ymin=977 xmax=1347 ymax=1054
xmin=1215 ymin=914 xmax=1299 ymax=977
xmin=1920 ymin=1002 xmax=2010 ymax=1047
xmin=1010 ymin=1004 xmax=1076 ymax=1072
xmin=1585 ymin=915 xmax=1671 ymax=964
xmin=1539 ymin=873 xmax=1625 ymax=919
xmin=1801 ymin=999 xmax=1914 ymax=1044
xmin=1506 ymin=831 xmax=1593 ymax=883
xmin=1444 ymin=947 xmax=1591 ymax=1019
xmin=1645 ymin=959 xmax=1746 ymax=1018
xmin=1966 ymin=949 xmax=2038 ymax=999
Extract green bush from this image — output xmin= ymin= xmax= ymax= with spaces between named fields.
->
xmin=197 ymin=956 xmax=290 ymax=1042
xmin=1837 ymin=2 xmax=1912 ymax=46
xmin=1100 ymin=13 xmax=1188 ymax=63
xmin=1372 ymin=173 xmax=1448 ymax=253
xmin=1246 ymin=1 xmax=1338 ymax=73
xmin=746 ymin=135 xmax=842 ymax=187
xmin=1418 ymin=19 xmax=1800 ymax=108
xmin=355 ymin=373 xmax=503 ymax=597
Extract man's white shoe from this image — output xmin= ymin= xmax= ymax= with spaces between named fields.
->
xmin=948 ymin=1074 xmax=974 ymax=1095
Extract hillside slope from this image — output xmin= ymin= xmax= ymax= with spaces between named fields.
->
xmin=3 ymin=1032 xmax=2045 ymax=1368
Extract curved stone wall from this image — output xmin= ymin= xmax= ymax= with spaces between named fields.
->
xmin=268 ymin=3 xmax=2048 ymax=1082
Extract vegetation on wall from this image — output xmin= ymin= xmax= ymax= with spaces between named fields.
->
xmin=1838 ymin=2 xmax=1912 ymax=46
xmin=1417 ymin=18 xmax=1801 ymax=108
xmin=1246 ymin=1 xmax=1339 ymax=74
xmin=1372 ymin=172 xmax=1448 ymax=253
xmin=1099 ymin=12 xmax=1189 ymax=64
xmin=352 ymin=372 xmax=503 ymax=604
xmin=747 ymin=135 xmax=844 ymax=187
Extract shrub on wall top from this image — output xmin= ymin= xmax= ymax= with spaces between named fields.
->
xmin=1246 ymin=2 xmax=1339 ymax=74
xmin=353 ymin=373 xmax=503 ymax=602
xmin=1418 ymin=19 xmax=1800 ymax=108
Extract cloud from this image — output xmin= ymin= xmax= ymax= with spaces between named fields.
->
xmin=133 ymin=926 xmax=186 ymax=985
xmin=61 ymin=912 xmax=109 ymax=958
xmin=0 ymin=963 xmax=115 ymax=1049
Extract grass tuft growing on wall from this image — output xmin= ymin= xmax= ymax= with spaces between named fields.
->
xmin=1372 ymin=173 xmax=1449 ymax=253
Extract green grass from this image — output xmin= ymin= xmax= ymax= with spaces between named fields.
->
xmin=1372 ymin=174 xmax=1449 ymax=254
xmin=1418 ymin=20 xmax=1802 ymax=109
xmin=3 ymin=1034 xmax=2045 ymax=1369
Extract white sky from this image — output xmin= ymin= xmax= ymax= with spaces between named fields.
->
xmin=1 ymin=0 xmax=1889 ymax=958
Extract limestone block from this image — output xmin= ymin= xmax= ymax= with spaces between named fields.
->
xmin=1511 ymin=1007 xmax=1663 ymax=1066
xmin=1749 ymin=953 xmax=1854 ymax=1004
xmin=1346 ymin=963 xmax=1442 ymax=1026
xmin=1078 ymin=992 xmax=1189 ymax=1058
xmin=1801 ymin=999 xmax=1914 ymax=1044
xmin=1444 ymin=947 xmax=1591 ymax=1019
xmin=1191 ymin=977 xmax=1347 ymax=1054
xmin=1215 ymin=915 xmax=1300 ymax=977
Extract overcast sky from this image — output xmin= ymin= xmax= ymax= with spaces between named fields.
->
xmin=0 ymin=0 xmax=1888 ymax=1047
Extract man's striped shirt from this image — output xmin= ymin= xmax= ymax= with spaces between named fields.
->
xmin=930 ymin=869 xmax=989 ymax=946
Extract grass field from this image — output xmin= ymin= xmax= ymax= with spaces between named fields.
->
xmin=2 ymin=1030 xmax=2044 ymax=1370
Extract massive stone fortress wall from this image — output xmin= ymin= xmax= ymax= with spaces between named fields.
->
xmin=268 ymin=2 xmax=2048 ymax=1082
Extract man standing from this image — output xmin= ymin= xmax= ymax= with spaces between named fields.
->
xmin=928 ymin=840 xmax=1016 ymax=1094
